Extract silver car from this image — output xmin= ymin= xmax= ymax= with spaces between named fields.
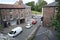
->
xmin=25 ymin=24 xmax=32 ymax=29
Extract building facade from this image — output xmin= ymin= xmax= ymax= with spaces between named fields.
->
xmin=0 ymin=0 xmax=31 ymax=27
xmin=42 ymin=2 xmax=57 ymax=27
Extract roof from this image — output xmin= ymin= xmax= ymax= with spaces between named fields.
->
xmin=0 ymin=4 xmax=25 ymax=9
xmin=12 ymin=27 xmax=22 ymax=31
xmin=44 ymin=2 xmax=57 ymax=7
xmin=22 ymin=4 xmax=31 ymax=8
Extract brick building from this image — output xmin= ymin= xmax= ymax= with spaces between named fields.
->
xmin=42 ymin=2 xmax=57 ymax=27
xmin=0 ymin=0 xmax=31 ymax=27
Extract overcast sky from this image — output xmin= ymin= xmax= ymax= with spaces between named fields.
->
xmin=0 ymin=0 xmax=55 ymax=4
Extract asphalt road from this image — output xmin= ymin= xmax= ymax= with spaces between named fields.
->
xmin=1 ymin=16 xmax=41 ymax=40
xmin=15 ymin=18 xmax=41 ymax=40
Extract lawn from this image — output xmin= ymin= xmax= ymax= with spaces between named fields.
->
xmin=32 ymin=11 xmax=41 ymax=15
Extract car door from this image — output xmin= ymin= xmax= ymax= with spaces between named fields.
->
xmin=14 ymin=31 xmax=17 ymax=36
xmin=16 ymin=29 xmax=20 ymax=35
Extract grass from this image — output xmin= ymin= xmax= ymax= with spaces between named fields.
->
xmin=32 ymin=11 xmax=41 ymax=15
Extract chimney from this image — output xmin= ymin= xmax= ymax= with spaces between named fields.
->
xmin=15 ymin=0 xmax=23 ymax=5
xmin=17 ymin=0 xmax=23 ymax=3
xmin=18 ymin=0 xmax=23 ymax=5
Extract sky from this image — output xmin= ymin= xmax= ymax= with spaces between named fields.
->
xmin=0 ymin=0 xmax=55 ymax=4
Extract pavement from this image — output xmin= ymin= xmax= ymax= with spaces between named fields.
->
xmin=0 ymin=17 xmax=41 ymax=40
xmin=33 ymin=27 xmax=58 ymax=40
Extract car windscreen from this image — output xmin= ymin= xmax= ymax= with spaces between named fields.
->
xmin=9 ymin=31 xmax=15 ymax=34
xmin=27 ymin=24 xmax=30 ymax=26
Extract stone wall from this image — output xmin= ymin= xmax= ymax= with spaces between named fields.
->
xmin=43 ymin=7 xmax=56 ymax=27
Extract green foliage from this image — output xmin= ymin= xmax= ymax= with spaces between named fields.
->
xmin=56 ymin=0 xmax=60 ymax=32
xmin=26 ymin=1 xmax=35 ymax=10
xmin=32 ymin=11 xmax=41 ymax=14
xmin=50 ymin=0 xmax=60 ymax=39
xmin=35 ymin=0 xmax=47 ymax=12
xmin=50 ymin=16 xmax=60 ymax=32
xmin=26 ymin=0 xmax=47 ymax=12
xmin=56 ymin=33 xmax=60 ymax=40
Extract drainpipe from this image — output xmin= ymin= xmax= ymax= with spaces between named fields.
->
xmin=18 ymin=9 xmax=20 ymax=24
xmin=0 ymin=9 xmax=3 ymax=25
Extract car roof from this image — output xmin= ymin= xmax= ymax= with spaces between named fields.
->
xmin=12 ymin=27 xmax=22 ymax=31
xmin=27 ymin=24 xmax=31 ymax=25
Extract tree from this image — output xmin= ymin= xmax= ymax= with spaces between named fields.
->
xmin=25 ymin=0 xmax=47 ymax=12
xmin=36 ymin=0 xmax=47 ymax=12
xmin=55 ymin=0 xmax=60 ymax=32
xmin=50 ymin=0 xmax=60 ymax=40
xmin=26 ymin=1 xmax=35 ymax=10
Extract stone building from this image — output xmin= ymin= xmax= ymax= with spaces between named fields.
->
xmin=0 ymin=0 xmax=31 ymax=27
xmin=42 ymin=2 xmax=57 ymax=27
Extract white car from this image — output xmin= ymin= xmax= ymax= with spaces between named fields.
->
xmin=25 ymin=24 xmax=32 ymax=29
xmin=8 ymin=27 xmax=22 ymax=37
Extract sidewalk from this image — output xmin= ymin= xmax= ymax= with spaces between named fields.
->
xmin=33 ymin=26 xmax=58 ymax=40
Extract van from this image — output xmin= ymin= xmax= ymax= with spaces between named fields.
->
xmin=8 ymin=27 xmax=22 ymax=37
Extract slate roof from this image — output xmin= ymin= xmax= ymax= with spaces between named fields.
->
xmin=0 ymin=4 xmax=25 ymax=9
xmin=45 ymin=2 xmax=57 ymax=7
xmin=22 ymin=4 xmax=31 ymax=8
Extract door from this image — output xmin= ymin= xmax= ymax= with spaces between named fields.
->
xmin=10 ymin=20 xmax=16 ymax=26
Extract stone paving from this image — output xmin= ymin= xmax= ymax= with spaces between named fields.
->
xmin=33 ymin=27 xmax=58 ymax=40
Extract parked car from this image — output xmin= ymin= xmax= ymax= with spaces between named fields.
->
xmin=32 ymin=20 xmax=37 ymax=25
xmin=32 ymin=16 xmax=37 ymax=19
xmin=8 ymin=27 xmax=22 ymax=37
xmin=25 ymin=24 xmax=32 ymax=29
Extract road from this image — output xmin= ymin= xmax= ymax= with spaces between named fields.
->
xmin=2 ymin=18 xmax=41 ymax=40
xmin=1 ymin=17 xmax=41 ymax=40
xmin=15 ymin=18 xmax=41 ymax=40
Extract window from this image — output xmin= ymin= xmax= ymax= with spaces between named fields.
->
xmin=9 ymin=9 xmax=13 ymax=13
xmin=21 ymin=14 xmax=23 ymax=17
xmin=9 ymin=31 xmax=15 ymax=34
xmin=17 ymin=14 xmax=19 ymax=19
xmin=2 ymin=16 xmax=6 ymax=21
xmin=21 ymin=9 xmax=22 ymax=11
xmin=14 ymin=31 xmax=16 ymax=34
xmin=10 ymin=15 xmax=13 ymax=20
xmin=10 ymin=15 xmax=12 ymax=18
xmin=9 ymin=9 xmax=12 ymax=12
xmin=3 ymin=16 xmax=5 ymax=19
